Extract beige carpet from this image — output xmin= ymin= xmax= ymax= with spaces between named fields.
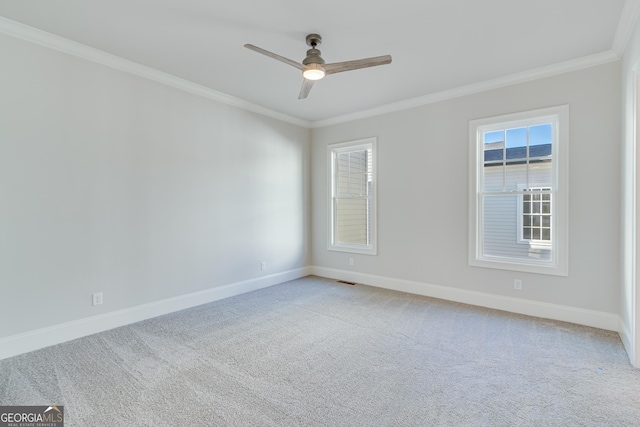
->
xmin=1 ymin=276 xmax=639 ymax=426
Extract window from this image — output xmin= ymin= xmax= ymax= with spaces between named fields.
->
xmin=328 ymin=137 xmax=377 ymax=255
xmin=468 ymin=106 xmax=568 ymax=276
xmin=519 ymin=187 xmax=551 ymax=244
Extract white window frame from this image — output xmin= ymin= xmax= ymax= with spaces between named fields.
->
xmin=468 ymin=105 xmax=569 ymax=276
xmin=327 ymin=137 xmax=377 ymax=255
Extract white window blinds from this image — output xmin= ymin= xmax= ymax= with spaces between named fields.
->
xmin=328 ymin=138 xmax=377 ymax=255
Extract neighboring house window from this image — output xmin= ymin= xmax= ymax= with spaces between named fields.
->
xmin=520 ymin=187 xmax=552 ymax=244
xmin=328 ymin=137 xmax=377 ymax=255
xmin=468 ymin=106 xmax=568 ymax=276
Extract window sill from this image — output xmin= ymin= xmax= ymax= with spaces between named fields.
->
xmin=328 ymin=245 xmax=377 ymax=256
xmin=470 ymin=256 xmax=568 ymax=276
xmin=517 ymin=240 xmax=552 ymax=249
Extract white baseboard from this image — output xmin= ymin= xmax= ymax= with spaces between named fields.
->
xmin=618 ymin=317 xmax=635 ymax=366
xmin=310 ymin=266 xmax=621 ymax=332
xmin=0 ymin=267 xmax=312 ymax=361
xmin=1 ymin=266 xmax=624 ymax=362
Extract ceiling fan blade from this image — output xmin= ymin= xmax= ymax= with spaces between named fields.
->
xmin=244 ymin=44 xmax=304 ymax=70
xmin=298 ymin=78 xmax=315 ymax=99
xmin=323 ymin=55 xmax=392 ymax=75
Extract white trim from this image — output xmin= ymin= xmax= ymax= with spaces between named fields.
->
xmin=0 ymin=16 xmax=310 ymax=129
xmin=311 ymin=51 xmax=618 ymax=128
xmin=310 ymin=266 xmax=620 ymax=332
xmin=0 ymin=267 xmax=312 ymax=361
xmin=633 ymin=66 xmax=640 ymax=369
xmin=632 ymin=65 xmax=640 ymax=368
xmin=622 ymin=59 xmax=640 ymax=368
xmin=612 ymin=0 xmax=640 ymax=56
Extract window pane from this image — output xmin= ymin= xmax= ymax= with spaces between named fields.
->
xmin=505 ymin=164 xmax=526 ymax=191
xmin=529 ymin=160 xmax=553 ymax=188
xmin=530 ymin=124 xmax=552 ymax=146
xmin=335 ymin=198 xmax=368 ymax=245
xmin=483 ymin=130 xmax=504 ymax=191
xmin=542 ymin=228 xmax=551 ymax=240
xmin=349 ymin=150 xmax=366 ymax=173
xmin=503 ymin=128 xmax=525 ymax=191
xmin=529 ymin=123 xmax=552 ymax=188
xmin=348 ymin=172 xmax=362 ymax=195
xmin=484 ymin=130 xmax=504 ymax=145
xmin=482 ymin=194 xmax=551 ymax=262
xmin=542 ymin=202 xmax=551 ymax=214
xmin=336 ymin=174 xmax=348 ymax=196
xmin=506 ymin=127 xmax=527 ymax=150
xmin=337 ymin=153 xmax=349 ymax=173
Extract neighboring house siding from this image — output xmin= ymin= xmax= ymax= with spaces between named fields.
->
xmin=483 ymin=194 xmax=527 ymax=257
xmin=482 ymin=143 xmax=552 ymax=261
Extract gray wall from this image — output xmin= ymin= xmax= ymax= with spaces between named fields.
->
xmin=311 ymin=61 xmax=621 ymax=314
xmin=0 ymin=33 xmax=311 ymax=339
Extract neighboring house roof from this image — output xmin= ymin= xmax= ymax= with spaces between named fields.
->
xmin=484 ymin=143 xmax=552 ymax=162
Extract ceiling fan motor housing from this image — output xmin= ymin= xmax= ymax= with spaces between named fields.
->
xmin=303 ymin=48 xmax=325 ymax=65
xmin=303 ymin=34 xmax=324 ymax=65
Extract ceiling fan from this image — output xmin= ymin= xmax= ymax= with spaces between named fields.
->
xmin=244 ymin=34 xmax=392 ymax=99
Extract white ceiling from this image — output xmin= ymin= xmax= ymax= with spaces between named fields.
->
xmin=0 ymin=0 xmax=635 ymax=125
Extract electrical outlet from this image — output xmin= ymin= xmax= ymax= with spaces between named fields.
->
xmin=349 ymin=257 xmax=354 ymax=266
xmin=92 ymin=292 xmax=103 ymax=306
xmin=514 ymin=279 xmax=522 ymax=290
xmin=261 ymin=261 xmax=267 ymax=270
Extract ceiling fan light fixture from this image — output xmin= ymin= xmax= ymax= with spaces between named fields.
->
xmin=302 ymin=64 xmax=325 ymax=80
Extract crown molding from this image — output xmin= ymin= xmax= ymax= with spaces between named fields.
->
xmin=0 ymin=12 xmax=631 ymax=131
xmin=0 ymin=16 xmax=311 ymax=129
xmin=612 ymin=0 xmax=640 ymax=56
xmin=311 ymin=50 xmax=620 ymax=128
